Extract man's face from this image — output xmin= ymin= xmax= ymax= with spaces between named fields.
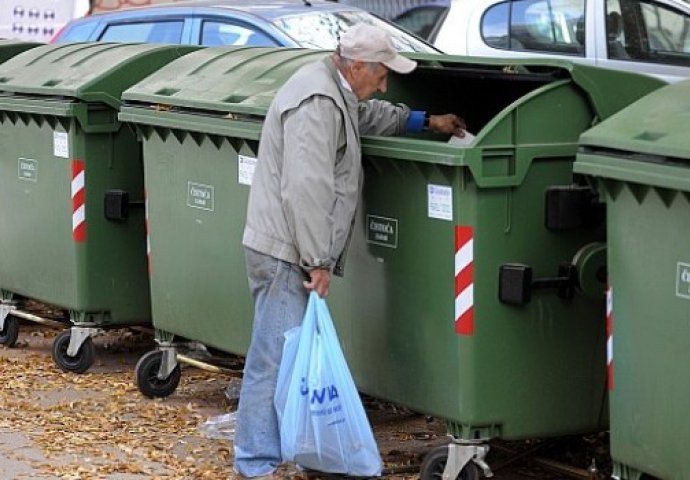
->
xmin=349 ymin=61 xmax=389 ymax=101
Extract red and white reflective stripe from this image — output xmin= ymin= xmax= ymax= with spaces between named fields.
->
xmin=71 ymin=159 xmax=86 ymax=243
xmin=607 ymin=286 xmax=614 ymax=390
xmin=145 ymin=191 xmax=152 ymax=273
xmin=455 ymin=226 xmax=474 ymax=336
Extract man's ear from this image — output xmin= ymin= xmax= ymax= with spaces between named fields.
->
xmin=350 ymin=60 xmax=365 ymax=76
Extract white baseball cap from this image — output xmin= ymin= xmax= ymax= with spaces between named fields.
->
xmin=338 ymin=23 xmax=417 ymax=74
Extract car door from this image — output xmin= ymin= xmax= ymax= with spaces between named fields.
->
xmin=90 ymin=11 xmax=194 ymax=45
xmin=446 ymin=0 xmax=597 ymax=66
xmin=393 ymin=5 xmax=450 ymax=41
xmin=594 ymin=0 xmax=690 ymax=82
xmin=189 ymin=12 xmax=292 ymax=48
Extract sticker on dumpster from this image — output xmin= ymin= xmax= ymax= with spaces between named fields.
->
xmin=366 ymin=215 xmax=398 ymax=248
xmin=427 ymin=184 xmax=453 ymax=221
xmin=53 ymin=131 xmax=69 ymax=158
xmin=238 ymin=155 xmax=257 ymax=186
xmin=187 ymin=182 xmax=214 ymax=211
xmin=677 ymin=262 xmax=690 ymax=300
xmin=18 ymin=158 xmax=38 ymax=182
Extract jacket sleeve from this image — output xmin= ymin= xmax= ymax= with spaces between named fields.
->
xmin=281 ymin=95 xmax=342 ymax=270
xmin=358 ymin=99 xmax=411 ymax=136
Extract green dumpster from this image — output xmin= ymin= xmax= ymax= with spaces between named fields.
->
xmin=119 ymin=47 xmax=663 ymax=476
xmin=575 ymin=80 xmax=690 ymax=480
xmin=0 ymin=42 xmax=196 ymax=373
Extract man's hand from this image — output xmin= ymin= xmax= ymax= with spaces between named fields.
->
xmin=304 ymin=268 xmax=331 ymax=298
xmin=429 ymin=114 xmax=467 ymax=136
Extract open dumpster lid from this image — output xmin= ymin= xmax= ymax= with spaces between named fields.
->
xmin=121 ymin=47 xmax=664 ymax=123
xmin=0 ymin=42 xmax=197 ymax=110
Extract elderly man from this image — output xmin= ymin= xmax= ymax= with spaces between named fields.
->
xmin=234 ymin=23 xmax=465 ymax=479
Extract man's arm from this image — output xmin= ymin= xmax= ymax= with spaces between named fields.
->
xmin=358 ymin=100 xmax=466 ymax=137
xmin=358 ymin=99 xmax=410 ymax=136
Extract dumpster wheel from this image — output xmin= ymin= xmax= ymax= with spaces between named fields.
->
xmin=420 ymin=445 xmax=480 ymax=480
xmin=52 ymin=329 xmax=95 ymax=374
xmin=0 ymin=314 xmax=19 ymax=347
xmin=135 ymin=350 xmax=181 ymax=398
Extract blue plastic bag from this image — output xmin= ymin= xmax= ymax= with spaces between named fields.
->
xmin=275 ymin=292 xmax=383 ymax=477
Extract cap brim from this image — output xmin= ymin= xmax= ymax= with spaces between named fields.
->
xmin=383 ymin=54 xmax=417 ymax=74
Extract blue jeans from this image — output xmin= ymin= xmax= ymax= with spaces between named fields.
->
xmin=234 ymin=247 xmax=309 ymax=477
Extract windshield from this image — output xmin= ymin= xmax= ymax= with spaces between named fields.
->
xmin=272 ymin=10 xmax=438 ymax=53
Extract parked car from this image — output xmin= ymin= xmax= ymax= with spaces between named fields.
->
xmin=393 ymin=3 xmax=449 ymax=40
xmin=405 ymin=0 xmax=690 ymax=82
xmin=339 ymin=0 xmax=450 ymax=22
xmin=51 ymin=0 xmax=438 ymax=54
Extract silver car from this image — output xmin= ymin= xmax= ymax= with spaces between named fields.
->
xmin=432 ymin=0 xmax=690 ymax=82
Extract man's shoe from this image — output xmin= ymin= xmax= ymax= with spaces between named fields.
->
xmin=296 ymin=467 xmax=351 ymax=479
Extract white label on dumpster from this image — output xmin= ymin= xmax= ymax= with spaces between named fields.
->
xmin=238 ymin=155 xmax=257 ymax=186
xmin=18 ymin=158 xmax=38 ymax=182
xmin=53 ymin=131 xmax=69 ymax=158
xmin=187 ymin=182 xmax=214 ymax=211
xmin=676 ymin=262 xmax=690 ymax=300
xmin=427 ymin=184 xmax=453 ymax=221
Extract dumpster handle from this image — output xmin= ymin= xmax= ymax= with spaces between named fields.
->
xmin=499 ymin=263 xmax=576 ymax=306
xmin=104 ymin=189 xmax=144 ymax=222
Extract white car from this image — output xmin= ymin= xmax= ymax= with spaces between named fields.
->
xmin=432 ymin=0 xmax=690 ymax=82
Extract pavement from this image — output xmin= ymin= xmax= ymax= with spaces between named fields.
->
xmin=0 ymin=323 xmax=607 ymax=480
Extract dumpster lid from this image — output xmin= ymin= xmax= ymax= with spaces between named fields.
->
xmin=0 ymin=42 xmax=196 ymax=110
xmin=579 ymin=79 xmax=690 ymax=162
xmin=121 ymin=48 xmax=664 ymax=122
xmin=122 ymin=47 xmax=330 ymax=116
xmin=0 ymin=40 xmax=43 ymax=63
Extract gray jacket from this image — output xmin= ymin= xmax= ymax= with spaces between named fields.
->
xmin=242 ymin=57 xmax=411 ymax=276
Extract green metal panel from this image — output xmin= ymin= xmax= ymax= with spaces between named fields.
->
xmin=575 ymin=85 xmax=690 ymax=478
xmin=0 ymin=43 xmax=198 ymax=325
xmin=139 ymin=128 xmax=255 ymax=353
xmin=0 ymin=112 xmax=150 ymax=324
xmin=121 ymin=47 xmax=663 ymax=437
xmin=587 ymin=173 xmax=690 ymax=480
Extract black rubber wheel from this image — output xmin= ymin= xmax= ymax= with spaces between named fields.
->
xmin=52 ymin=329 xmax=96 ymax=374
xmin=135 ymin=350 xmax=181 ymax=398
xmin=0 ymin=315 xmax=19 ymax=347
xmin=420 ymin=445 xmax=481 ymax=480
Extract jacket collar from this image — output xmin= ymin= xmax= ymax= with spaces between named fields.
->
xmin=323 ymin=57 xmax=358 ymax=110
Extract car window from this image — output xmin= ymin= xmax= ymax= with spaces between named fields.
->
xmin=99 ymin=21 xmax=184 ymax=43
xmin=393 ymin=6 xmax=449 ymax=40
xmin=56 ymin=21 xmax=99 ymax=42
xmin=273 ymin=11 xmax=438 ymax=53
xmin=482 ymin=0 xmax=586 ymax=55
xmin=201 ymin=21 xmax=279 ymax=47
xmin=606 ymin=0 xmax=690 ymax=65
xmin=482 ymin=2 xmax=512 ymax=48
